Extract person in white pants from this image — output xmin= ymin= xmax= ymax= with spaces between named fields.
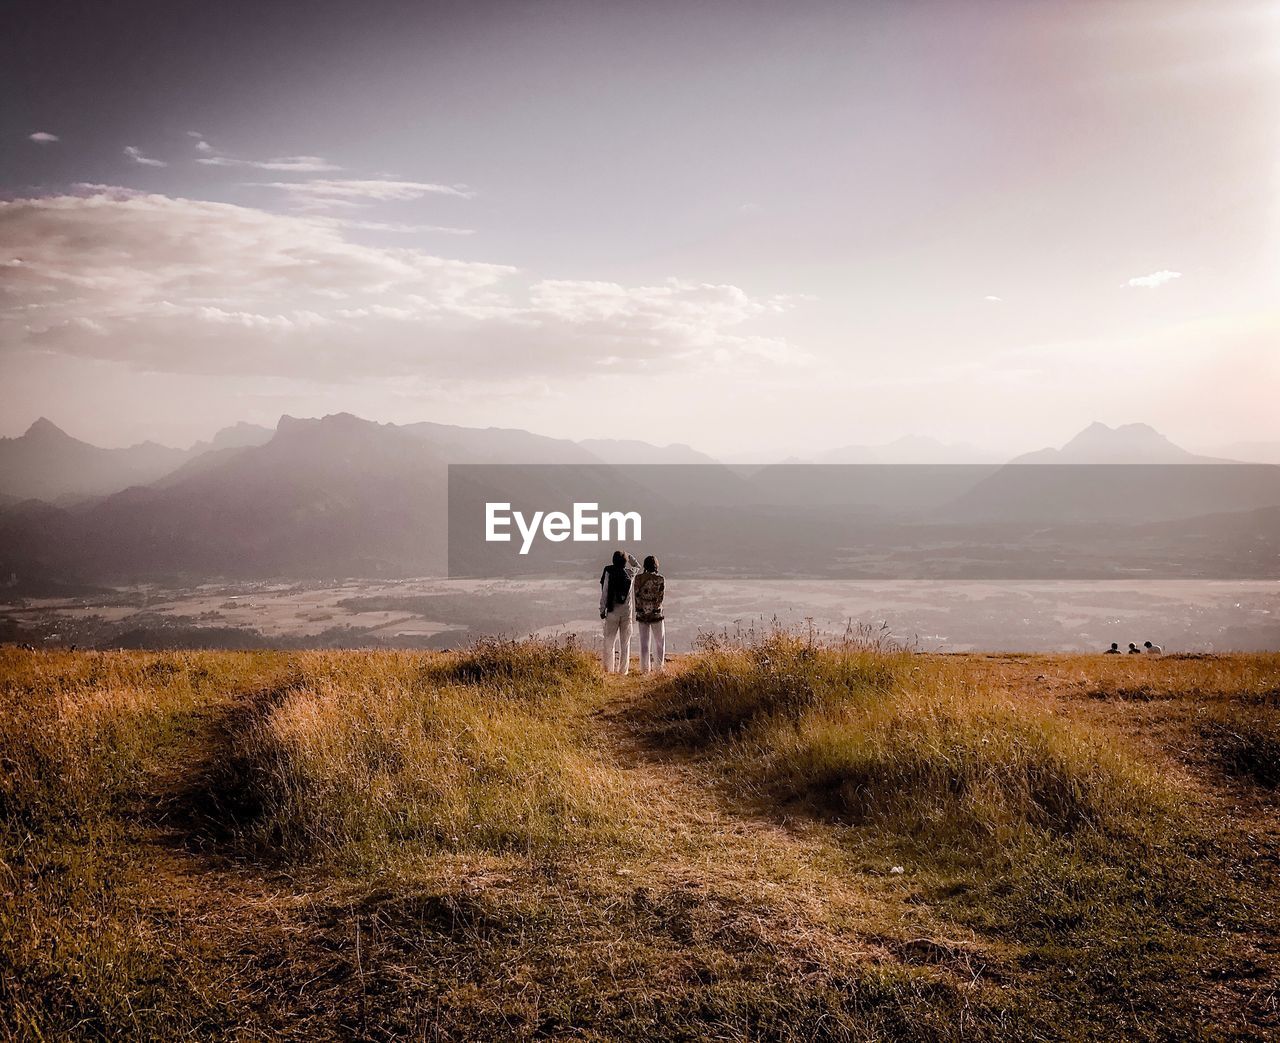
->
xmin=633 ymin=555 xmax=665 ymax=674
xmin=599 ymin=550 xmax=639 ymax=673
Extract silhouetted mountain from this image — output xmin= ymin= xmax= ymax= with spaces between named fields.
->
xmin=0 ymin=418 xmax=189 ymax=502
xmin=187 ymin=421 xmax=275 ymax=455
xmin=4 ymin=415 xmax=1277 ymax=586
xmin=1010 ymin=422 xmax=1234 ymax=464
xmin=0 ymin=413 xmax=714 ymax=583
xmin=0 ymin=414 xmax=451 ymax=582
xmin=402 ymin=422 xmax=601 ymax=464
xmin=945 ymin=423 xmax=1275 ymax=524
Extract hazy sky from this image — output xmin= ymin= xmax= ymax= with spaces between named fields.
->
xmin=3 ymin=0 xmax=1278 ymax=456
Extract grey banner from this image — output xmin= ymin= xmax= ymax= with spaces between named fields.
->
xmin=447 ymin=464 xmax=1280 ymax=580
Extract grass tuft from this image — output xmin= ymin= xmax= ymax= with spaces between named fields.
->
xmin=646 ymin=630 xmax=1163 ymax=841
xmin=1199 ymin=705 xmax=1280 ymax=789
xmin=428 ymin=634 xmax=600 ymax=694
xmin=649 ymin=629 xmax=908 ymax=740
xmin=217 ymin=678 xmax=630 ymax=863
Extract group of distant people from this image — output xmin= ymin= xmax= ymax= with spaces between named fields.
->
xmin=1105 ymin=641 xmax=1162 ymax=655
xmin=599 ymin=550 xmax=665 ymax=674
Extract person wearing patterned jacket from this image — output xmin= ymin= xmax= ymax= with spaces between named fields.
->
xmin=633 ymin=555 xmax=665 ymax=674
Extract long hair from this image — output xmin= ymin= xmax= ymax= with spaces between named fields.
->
xmin=643 ymin=555 xmax=659 ymax=572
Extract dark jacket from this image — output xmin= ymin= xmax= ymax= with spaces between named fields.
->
xmin=599 ymin=553 xmax=640 ymax=615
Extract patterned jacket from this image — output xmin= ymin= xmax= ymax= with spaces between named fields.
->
xmin=633 ymin=571 xmax=665 ymax=624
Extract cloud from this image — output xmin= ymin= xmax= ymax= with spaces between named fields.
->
xmin=0 ymin=189 xmax=801 ymax=382
xmin=983 ymin=295 xmax=1003 ymax=302
xmin=263 ymin=179 xmax=475 ymax=203
xmin=341 ymin=219 xmax=476 ymax=235
xmin=123 ymin=146 xmax=166 ymax=167
xmin=198 ymin=154 xmax=339 ymax=172
xmin=28 ymin=131 xmax=59 ymax=143
xmin=185 ymin=135 xmax=335 ymax=171
xmin=1126 ymin=269 xmax=1182 ymax=289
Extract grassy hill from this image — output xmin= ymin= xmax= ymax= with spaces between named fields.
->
xmin=1 ymin=639 xmax=1277 ymax=1040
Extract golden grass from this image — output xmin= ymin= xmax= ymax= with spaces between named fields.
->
xmin=220 ymin=645 xmax=636 ymax=863
xmin=647 ymin=633 xmax=1166 ymax=840
xmin=1 ymin=639 xmax=1277 ymax=1041
xmin=0 ymin=649 xmax=290 ymax=826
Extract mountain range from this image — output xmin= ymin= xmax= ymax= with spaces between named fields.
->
xmin=0 ymin=416 xmax=1275 ymax=586
xmin=0 ymin=417 xmax=725 ymax=505
xmin=0 ymin=419 xmax=275 ymax=503
xmin=1 ymin=417 xmax=1259 ymax=508
xmin=0 ymin=414 xmax=730 ymax=584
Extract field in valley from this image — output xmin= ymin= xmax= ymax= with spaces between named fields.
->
xmin=1 ymin=639 xmax=1278 ymax=1041
xmin=4 ymin=577 xmax=1278 ymax=653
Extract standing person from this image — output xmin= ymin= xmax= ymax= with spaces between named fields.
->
xmin=599 ymin=550 xmax=639 ymax=673
xmin=634 ymin=555 xmax=666 ymax=674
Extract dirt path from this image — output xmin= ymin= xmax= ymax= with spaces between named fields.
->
xmin=584 ymin=674 xmax=986 ymax=973
xmin=99 ymin=670 xmax=986 ymax=1037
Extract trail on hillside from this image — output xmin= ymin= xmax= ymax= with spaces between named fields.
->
xmin=30 ymin=657 xmax=1275 ymax=1040
xmin=586 ymin=673 xmax=987 ymax=972
xmin=97 ymin=669 xmax=988 ymax=1039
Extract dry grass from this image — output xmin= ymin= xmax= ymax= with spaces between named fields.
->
xmin=1 ymin=638 xmax=1277 ymax=1041
xmin=1199 ymin=707 xmax=1280 ymax=788
xmin=207 ymin=643 xmax=635 ymax=863
xmin=647 ymin=632 xmax=1164 ymax=839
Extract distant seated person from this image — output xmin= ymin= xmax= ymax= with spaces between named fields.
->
xmin=1104 ymin=642 xmax=1121 ymax=654
xmin=1127 ymin=642 xmax=1142 ymax=654
xmin=1143 ymin=640 xmax=1163 ymax=655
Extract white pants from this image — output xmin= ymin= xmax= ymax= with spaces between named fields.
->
xmin=602 ymin=606 xmax=632 ymax=673
xmin=638 ymin=619 xmax=665 ymax=673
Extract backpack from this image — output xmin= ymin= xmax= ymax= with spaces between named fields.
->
xmin=634 ymin=572 xmax=664 ymax=623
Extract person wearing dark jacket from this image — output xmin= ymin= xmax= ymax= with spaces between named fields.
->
xmin=633 ymin=555 xmax=665 ymax=674
xmin=599 ymin=550 xmax=639 ymax=673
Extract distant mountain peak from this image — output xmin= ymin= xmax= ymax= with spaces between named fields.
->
xmin=1013 ymin=422 xmax=1199 ymax=464
xmin=24 ymin=417 xmax=72 ymax=441
xmin=279 ymin=412 xmax=379 ymax=432
xmin=207 ymin=421 xmax=274 ymax=449
xmin=1070 ymin=420 xmax=1166 ymax=442
xmin=2 ymin=418 xmax=185 ymax=503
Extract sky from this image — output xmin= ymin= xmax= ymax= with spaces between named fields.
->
xmin=2 ymin=0 xmax=1279 ymax=458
